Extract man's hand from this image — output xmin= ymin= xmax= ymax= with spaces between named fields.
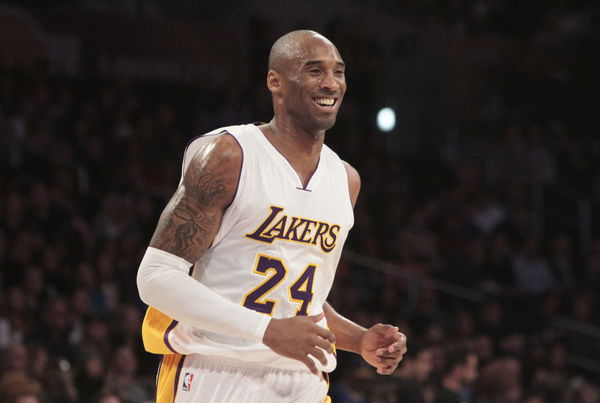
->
xmin=262 ymin=313 xmax=336 ymax=375
xmin=360 ymin=324 xmax=407 ymax=375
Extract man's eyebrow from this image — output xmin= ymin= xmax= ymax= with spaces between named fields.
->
xmin=304 ymin=60 xmax=346 ymax=68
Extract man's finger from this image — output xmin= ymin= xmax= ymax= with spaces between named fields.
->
xmin=313 ymin=336 xmax=334 ymax=354
xmin=309 ymin=347 xmax=328 ymax=366
xmin=379 ymin=368 xmax=395 ymax=375
xmin=382 ymin=341 xmax=406 ymax=354
xmin=375 ymin=355 xmax=403 ymax=364
xmin=302 ymin=355 xmax=319 ymax=376
xmin=377 ymin=348 xmax=407 ymax=360
xmin=315 ymin=325 xmax=336 ymax=344
xmin=383 ymin=325 xmax=399 ymax=334
xmin=377 ymin=363 xmax=398 ymax=375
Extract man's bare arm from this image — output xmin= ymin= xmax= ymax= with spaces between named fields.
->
xmin=327 ymin=161 xmax=407 ymax=374
xmin=138 ymin=133 xmax=276 ymax=342
xmin=149 ymin=134 xmax=240 ymax=261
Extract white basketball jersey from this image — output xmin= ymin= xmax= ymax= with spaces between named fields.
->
xmin=149 ymin=123 xmax=354 ymax=371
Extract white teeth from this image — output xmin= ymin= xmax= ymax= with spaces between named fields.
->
xmin=316 ymin=98 xmax=335 ymax=106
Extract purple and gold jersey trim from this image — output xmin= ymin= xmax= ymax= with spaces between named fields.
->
xmin=142 ymin=306 xmax=179 ymax=354
xmin=156 ymin=354 xmax=185 ymax=403
xmin=323 ymin=371 xmax=331 ymax=403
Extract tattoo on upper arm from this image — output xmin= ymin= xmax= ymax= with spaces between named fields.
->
xmin=188 ymin=173 xmax=226 ymax=208
xmin=149 ymin=145 xmax=235 ymax=262
xmin=153 ymin=195 xmax=213 ymax=256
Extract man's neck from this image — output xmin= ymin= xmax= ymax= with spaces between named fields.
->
xmin=268 ymin=118 xmax=324 ymax=156
xmin=260 ymin=118 xmax=325 ymax=187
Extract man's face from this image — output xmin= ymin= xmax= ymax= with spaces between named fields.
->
xmin=278 ymin=35 xmax=346 ymax=133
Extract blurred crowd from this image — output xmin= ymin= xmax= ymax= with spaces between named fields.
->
xmin=1 ymin=1 xmax=600 ymax=402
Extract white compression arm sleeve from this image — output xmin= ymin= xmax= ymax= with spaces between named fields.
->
xmin=137 ymin=247 xmax=271 ymax=342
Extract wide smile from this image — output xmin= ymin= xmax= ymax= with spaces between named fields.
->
xmin=312 ymin=96 xmax=338 ymax=109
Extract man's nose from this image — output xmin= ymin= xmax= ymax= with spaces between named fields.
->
xmin=320 ymin=71 xmax=340 ymax=92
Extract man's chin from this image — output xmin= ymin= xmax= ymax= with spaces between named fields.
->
xmin=297 ymin=114 xmax=338 ymax=137
xmin=317 ymin=116 xmax=337 ymax=132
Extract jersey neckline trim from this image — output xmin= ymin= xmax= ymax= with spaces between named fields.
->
xmin=247 ymin=124 xmax=324 ymax=191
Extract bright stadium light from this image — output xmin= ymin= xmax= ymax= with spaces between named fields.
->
xmin=376 ymin=107 xmax=396 ymax=132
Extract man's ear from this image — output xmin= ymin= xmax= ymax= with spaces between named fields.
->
xmin=267 ymin=69 xmax=283 ymax=95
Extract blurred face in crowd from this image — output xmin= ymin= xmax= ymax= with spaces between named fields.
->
xmin=44 ymin=298 xmax=70 ymax=333
xmin=120 ymin=305 xmax=142 ymax=337
xmin=14 ymin=394 xmax=39 ymax=403
xmin=6 ymin=343 xmax=29 ymax=372
xmin=269 ymin=32 xmax=346 ymax=135
xmin=460 ymin=353 xmax=479 ymax=385
xmin=98 ymin=395 xmax=121 ymax=403
xmin=113 ymin=346 xmax=137 ymax=375
xmin=414 ymin=348 xmax=435 ymax=382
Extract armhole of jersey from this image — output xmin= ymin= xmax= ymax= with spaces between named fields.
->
xmin=210 ymin=131 xmax=245 ymax=246
xmin=182 ymin=131 xmax=243 ymax=205
xmin=180 ymin=129 xmax=231 ymax=178
xmin=342 ymin=163 xmax=354 ymax=209
xmin=222 ymin=131 xmax=244 ymax=211
xmin=330 ymin=148 xmax=355 ymax=220
xmin=180 ymin=134 xmax=203 ymax=178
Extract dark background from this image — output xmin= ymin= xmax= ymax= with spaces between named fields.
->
xmin=1 ymin=1 xmax=599 ymax=402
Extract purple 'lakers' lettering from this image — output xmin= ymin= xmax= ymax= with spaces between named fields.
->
xmin=322 ymin=225 xmax=340 ymax=253
xmin=298 ymin=219 xmax=317 ymax=243
xmin=245 ymin=206 xmax=284 ymax=243
xmin=245 ymin=206 xmax=339 ymax=253
xmin=283 ymin=217 xmax=304 ymax=241
xmin=265 ymin=215 xmax=287 ymax=239
xmin=311 ymin=222 xmax=330 ymax=249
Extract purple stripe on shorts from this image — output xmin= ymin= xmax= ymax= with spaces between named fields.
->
xmin=164 ymin=319 xmax=179 ymax=354
xmin=173 ymin=355 xmax=186 ymax=401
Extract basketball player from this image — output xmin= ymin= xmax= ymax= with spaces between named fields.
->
xmin=137 ymin=30 xmax=407 ymax=403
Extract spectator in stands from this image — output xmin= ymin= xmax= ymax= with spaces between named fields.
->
xmin=394 ymin=341 xmax=436 ymax=402
xmin=105 ymin=345 xmax=151 ymax=403
xmin=93 ymin=392 xmax=122 ymax=403
xmin=74 ymin=352 xmax=106 ymax=402
xmin=0 ymin=288 xmax=27 ymax=350
xmin=0 ymin=372 xmax=41 ymax=403
xmin=565 ymin=377 xmax=600 ymax=403
xmin=547 ymin=233 xmax=577 ymax=289
xmin=435 ymin=344 xmax=479 ymax=403
xmin=510 ymin=236 xmax=557 ymax=295
xmin=0 ymin=343 xmax=29 ymax=376
xmin=474 ymin=357 xmax=521 ymax=403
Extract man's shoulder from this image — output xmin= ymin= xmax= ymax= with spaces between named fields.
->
xmin=181 ymin=127 xmax=246 ymax=175
xmin=186 ymin=123 xmax=250 ymax=145
xmin=190 ymin=132 xmax=243 ymax=158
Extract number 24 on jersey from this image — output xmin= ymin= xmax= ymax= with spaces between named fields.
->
xmin=242 ymin=254 xmax=316 ymax=317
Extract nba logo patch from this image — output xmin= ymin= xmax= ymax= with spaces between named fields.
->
xmin=182 ymin=372 xmax=194 ymax=392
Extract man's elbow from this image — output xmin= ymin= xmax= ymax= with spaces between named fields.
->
xmin=136 ymin=265 xmax=152 ymax=305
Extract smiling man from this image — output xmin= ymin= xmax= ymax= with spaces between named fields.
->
xmin=136 ymin=30 xmax=407 ymax=403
